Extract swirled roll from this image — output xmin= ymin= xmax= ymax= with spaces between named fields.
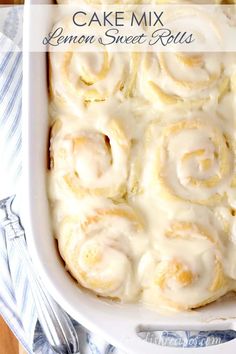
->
xmin=146 ymin=116 xmax=235 ymax=205
xmin=138 ymin=52 xmax=230 ymax=108
xmin=57 ymin=202 xmax=146 ymax=300
xmin=138 ymin=219 xmax=231 ymax=310
xmin=50 ymin=51 xmax=139 ymax=106
xmin=49 ymin=117 xmax=130 ymax=199
xmin=49 ymin=17 xmax=139 ymax=108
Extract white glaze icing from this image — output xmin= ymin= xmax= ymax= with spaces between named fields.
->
xmin=48 ymin=16 xmax=236 ymax=310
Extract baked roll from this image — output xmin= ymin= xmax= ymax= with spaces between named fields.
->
xmin=138 ymin=52 xmax=230 ymax=108
xmin=143 ymin=114 xmax=236 ymax=206
xmin=50 ymin=47 xmax=139 ymax=109
xmin=56 ymin=201 xmax=146 ymax=300
xmin=49 ymin=117 xmax=130 ymax=199
xmin=138 ymin=216 xmax=232 ymax=310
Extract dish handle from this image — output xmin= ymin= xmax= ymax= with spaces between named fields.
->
xmin=122 ymin=327 xmax=236 ymax=354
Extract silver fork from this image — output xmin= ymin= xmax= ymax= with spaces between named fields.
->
xmin=0 ymin=195 xmax=80 ymax=354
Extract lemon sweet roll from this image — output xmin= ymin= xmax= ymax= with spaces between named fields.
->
xmin=49 ymin=17 xmax=140 ymax=111
xmin=137 ymin=207 xmax=233 ymax=310
xmin=142 ymin=112 xmax=236 ymax=206
xmin=137 ymin=53 xmax=236 ymax=110
xmin=49 ymin=116 xmax=130 ymax=199
xmin=53 ymin=199 xmax=147 ymax=300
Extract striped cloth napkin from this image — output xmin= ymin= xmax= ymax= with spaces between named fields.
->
xmin=1 ymin=5 xmax=236 ymax=354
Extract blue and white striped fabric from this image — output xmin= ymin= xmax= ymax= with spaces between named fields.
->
xmin=0 ymin=12 xmax=35 ymax=354
xmin=0 ymin=7 xmax=37 ymax=353
xmin=1 ymin=5 xmax=236 ymax=354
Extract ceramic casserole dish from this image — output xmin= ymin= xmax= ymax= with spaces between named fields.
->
xmin=22 ymin=0 xmax=236 ymax=352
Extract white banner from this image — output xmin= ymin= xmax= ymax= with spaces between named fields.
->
xmin=3 ymin=4 xmax=236 ymax=51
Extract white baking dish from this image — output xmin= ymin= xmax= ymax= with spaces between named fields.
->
xmin=22 ymin=1 xmax=236 ymax=352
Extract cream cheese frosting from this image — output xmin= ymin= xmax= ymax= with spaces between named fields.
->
xmin=48 ymin=12 xmax=236 ymax=311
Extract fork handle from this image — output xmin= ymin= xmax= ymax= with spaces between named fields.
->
xmin=0 ymin=196 xmax=80 ymax=354
xmin=14 ymin=236 xmax=80 ymax=354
